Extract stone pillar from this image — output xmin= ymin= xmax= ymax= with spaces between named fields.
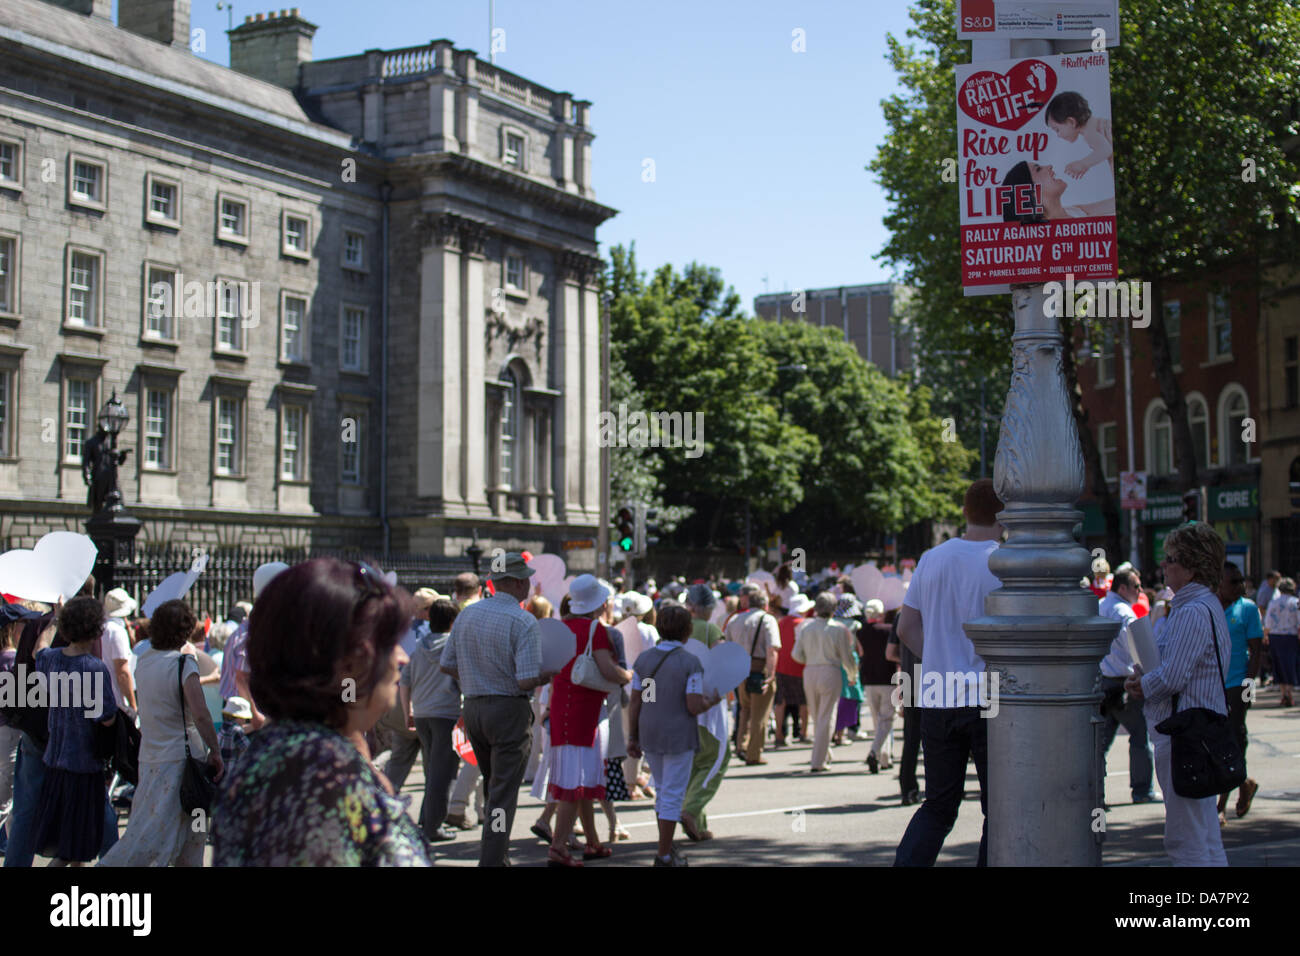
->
xmin=964 ymin=285 xmax=1118 ymax=866
xmin=553 ymin=92 xmax=575 ymax=192
xmin=581 ymin=276 xmax=601 ymax=524
xmin=573 ymin=101 xmax=592 ymax=195
xmin=417 ymin=213 xmax=462 ymax=505
xmin=426 ymin=41 xmax=460 ymax=153
xmin=460 ymin=219 xmax=489 ymax=516
xmin=556 ymin=252 xmax=585 ymax=520
xmin=454 ymin=49 xmax=479 ymax=158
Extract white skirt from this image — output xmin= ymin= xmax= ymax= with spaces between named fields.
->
xmin=546 ymin=721 xmax=608 ymax=802
xmin=98 ymin=758 xmax=207 ymax=867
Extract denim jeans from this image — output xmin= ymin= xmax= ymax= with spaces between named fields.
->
xmin=3 ymin=733 xmax=117 ymax=866
xmin=1099 ymin=677 xmax=1154 ymax=800
xmin=894 ymin=707 xmax=988 ymax=867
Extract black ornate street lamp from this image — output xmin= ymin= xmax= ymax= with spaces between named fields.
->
xmin=465 ymin=529 xmax=484 ymax=577
xmin=83 ymin=390 xmax=141 ymax=593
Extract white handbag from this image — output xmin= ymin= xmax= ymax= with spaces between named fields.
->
xmin=571 ymin=619 xmax=621 ymax=693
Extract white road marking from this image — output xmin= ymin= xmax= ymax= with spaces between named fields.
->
xmin=620 ymin=804 xmax=826 ymax=828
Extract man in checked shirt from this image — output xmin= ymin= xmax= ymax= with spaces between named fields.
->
xmin=440 ymin=553 xmax=554 ymax=866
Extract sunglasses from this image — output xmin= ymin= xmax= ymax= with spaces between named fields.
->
xmin=351 ymin=561 xmax=391 ymax=622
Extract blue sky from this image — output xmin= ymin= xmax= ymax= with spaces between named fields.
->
xmin=192 ymin=0 xmax=919 ymax=311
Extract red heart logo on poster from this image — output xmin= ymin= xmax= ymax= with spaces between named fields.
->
xmin=958 ymin=60 xmax=1056 ymax=131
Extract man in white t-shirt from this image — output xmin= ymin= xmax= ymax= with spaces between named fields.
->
xmin=100 ymin=588 xmax=138 ymax=718
xmin=894 ymin=478 xmax=1003 ymax=867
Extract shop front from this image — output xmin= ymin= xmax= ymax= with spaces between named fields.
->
xmin=1208 ymin=481 xmax=1259 ymax=579
xmin=1139 ymin=493 xmax=1183 ymax=580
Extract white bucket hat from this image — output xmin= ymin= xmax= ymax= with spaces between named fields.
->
xmin=787 ymin=593 xmax=814 ymax=616
xmin=568 ymin=574 xmax=613 ymax=616
xmin=253 ymin=561 xmax=290 ymax=600
xmin=104 ymin=588 xmax=137 ymax=618
xmin=622 ymin=591 xmax=653 ymax=617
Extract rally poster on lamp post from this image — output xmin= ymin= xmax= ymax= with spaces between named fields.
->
xmin=956 ymin=51 xmax=1118 ymax=295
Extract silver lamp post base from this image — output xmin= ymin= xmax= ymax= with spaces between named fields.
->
xmin=965 ymin=286 xmax=1119 ymax=866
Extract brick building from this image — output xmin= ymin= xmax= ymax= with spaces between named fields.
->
xmin=752 ymin=283 xmax=913 ymax=377
xmin=0 ymin=0 xmax=615 ymax=563
xmin=1075 ymin=267 xmax=1262 ymax=576
xmin=1258 ymin=268 xmax=1300 ymax=577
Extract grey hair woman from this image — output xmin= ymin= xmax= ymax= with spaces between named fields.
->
xmin=1126 ymin=522 xmax=1230 ymax=866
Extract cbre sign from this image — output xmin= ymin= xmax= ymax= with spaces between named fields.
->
xmin=957 ymin=0 xmax=1121 ymax=45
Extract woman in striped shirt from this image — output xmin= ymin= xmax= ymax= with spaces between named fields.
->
xmin=1126 ymin=522 xmax=1231 ymax=867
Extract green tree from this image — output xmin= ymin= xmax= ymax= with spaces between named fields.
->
xmin=605 ymin=244 xmax=976 ymax=552
xmin=870 ymin=0 xmax=1300 ymax=561
xmin=607 ymin=347 xmax=692 ymax=533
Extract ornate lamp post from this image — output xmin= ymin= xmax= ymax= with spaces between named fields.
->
xmin=964 ymin=287 xmax=1118 ymax=865
xmin=83 ymin=390 xmax=142 ymax=593
xmin=465 ymin=529 xmax=484 ymax=577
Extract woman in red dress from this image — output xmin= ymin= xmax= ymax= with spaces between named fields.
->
xmin=548 ymin=574 xmax=631 ymax=867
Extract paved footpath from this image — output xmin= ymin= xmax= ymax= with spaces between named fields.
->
xmin=411 ymin=684 xmax=1300 ymax=867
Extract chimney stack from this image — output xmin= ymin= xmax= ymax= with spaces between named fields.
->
xmin=228 ymin=8 xmax=318 ymax=89
xmin=118 ymin=0 xmax=193 ymax=47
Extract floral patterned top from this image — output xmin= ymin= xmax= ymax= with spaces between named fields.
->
xmin=211 ymin=720 xmax=431 ymax=867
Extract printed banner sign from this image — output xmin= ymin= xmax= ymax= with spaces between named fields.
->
xmin=1119 ymin=471 xmax=1147 ymax=511
xmin=957 ymin=0 xmax=1120 ymax=44
xmin=957 ymin=51 xmax=1118 ymax=294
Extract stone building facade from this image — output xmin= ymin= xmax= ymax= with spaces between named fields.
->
xmin=0 ymin=0 xmax=615 ymax=563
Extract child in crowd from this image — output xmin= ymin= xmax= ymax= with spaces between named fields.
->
xmin=218 ymin=697 xmax=252 ymax=782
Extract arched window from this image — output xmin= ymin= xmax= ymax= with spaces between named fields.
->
xmin=499 ymin=367 xmax=519 ymax=490
xmin=1145 ymin=399 xmax=1173 ymax=476
xmin=1185 ymin=393 xmax=1209 ymax=471
xmin=1218 ymin=384 xmax=1250 ymax=466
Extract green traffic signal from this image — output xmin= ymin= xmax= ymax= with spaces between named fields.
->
xmin=618 ymin=535 xmax=633 ymax=551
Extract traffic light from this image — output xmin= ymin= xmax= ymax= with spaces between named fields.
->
xmin=616 ymin=506 xmax=635 ymax=552
xmin=644 ymin=508 xmax=661 ymax=549
xmin=1182 ymin=489 xmax=1201 ymax=523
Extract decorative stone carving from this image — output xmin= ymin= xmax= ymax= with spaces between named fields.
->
xmin=420 ymin=212 xmax=462 ymax=251
xmin=561 ymin=249 xmax=602 ymax=285
xmin=459 ymin=218 xmax=489 ymax=258
xmin=486 ymin=312 xmax=545 ymax=353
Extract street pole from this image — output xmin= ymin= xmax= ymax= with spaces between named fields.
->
xmin=962 ymin=36 xmax=1118 ymax=866
xmin=598 ymin=295 xmax=611 ymax=577
xmin=1122 ymin=321 xmax=1139 ymax=567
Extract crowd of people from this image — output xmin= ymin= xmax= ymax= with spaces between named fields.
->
xmin=0 ymin=477 xmax=1290 ymax=867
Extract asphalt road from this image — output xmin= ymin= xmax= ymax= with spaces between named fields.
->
xmin=417 ymin=683 xmax=1300 ymax=867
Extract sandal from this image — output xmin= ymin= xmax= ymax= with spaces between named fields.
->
xmin=611 ymin=826 xmax=631 ymax=842
xmin=547 ymin=847 xmax=584 ymax=868
xmin=583 ymin=843 xmax=613 ymax=860
xmin=530 ymin=822 xmax=553 ymax=843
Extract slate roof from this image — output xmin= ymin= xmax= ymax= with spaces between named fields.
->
xmin=0 ymin=0 xmax=350 ymax=147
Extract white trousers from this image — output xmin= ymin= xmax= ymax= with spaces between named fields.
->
xmin=864 ymin=685 xmax=896 ymax=763
xmin=642 ymin=750 xmax=694 ymax=822
xmin=1151 ymin=729 xmax=1227 ymax=867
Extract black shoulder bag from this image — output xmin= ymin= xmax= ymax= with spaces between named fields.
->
xmin=1153 ymin=604 xmax=1247 ymax=799
xmin=177 ymin=655 xmax=217 ymax=815
xmin=744 ymin=614 xmax=770 ymax=694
